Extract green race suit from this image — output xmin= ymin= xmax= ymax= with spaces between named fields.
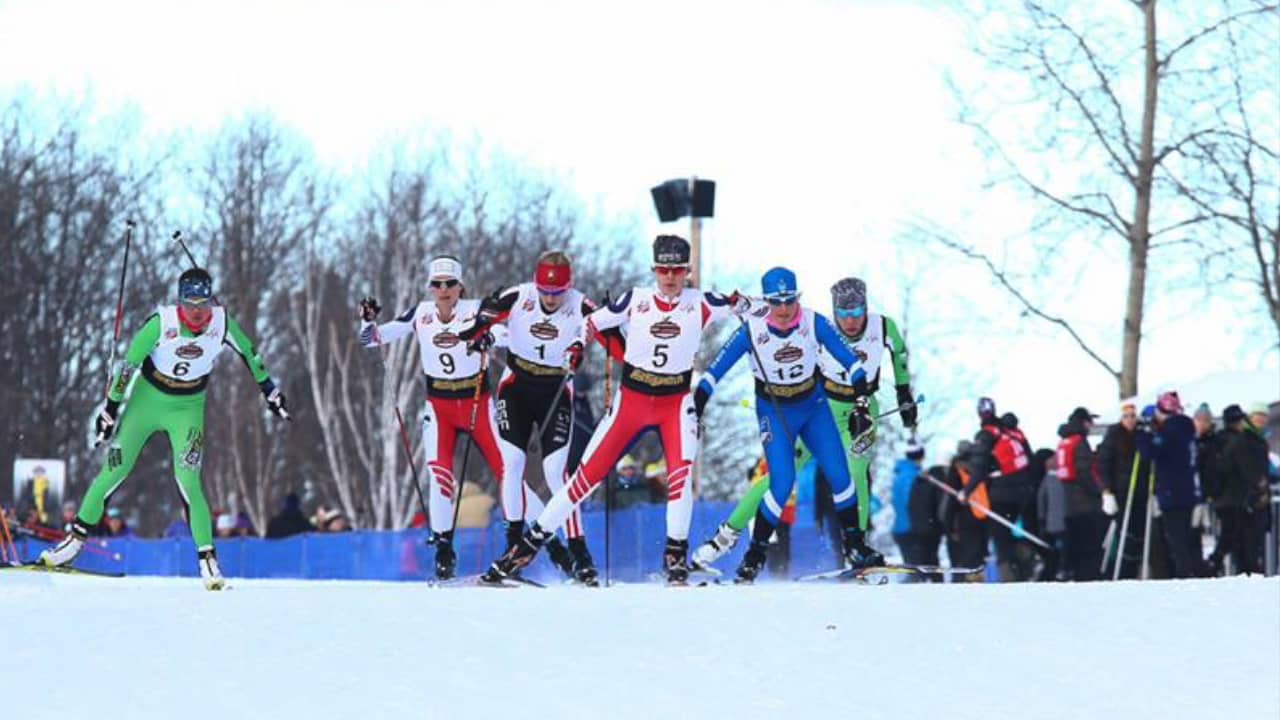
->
xmin=76 ymin=307 xmax=272 ymax=550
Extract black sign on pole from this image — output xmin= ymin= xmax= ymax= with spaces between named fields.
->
xmin=650 ymin=178 xmax=715 ymax=221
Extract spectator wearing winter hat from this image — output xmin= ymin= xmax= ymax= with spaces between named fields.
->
xmin=891 ymin=442 xmax=941 ymax=575
xmin=1136 ymin=391 xmax=1204 ymax=578
xmin=1057 ymin=407 xmax=1105 ymax=581
xmin=1205 ymin=405 xmax=1265 ymax=574
xmin=963 ymin=397 xmax=1034 ymax=581
xmin=102 ymin=507 xmax=135 ymax=538
xmin=1190 ymin=403 xmax=1224 ymax=561
xmin=215 ymin=512 xmax=238 ymax=538
xmin=1096 ymin=401 xmax=1151 ymax=579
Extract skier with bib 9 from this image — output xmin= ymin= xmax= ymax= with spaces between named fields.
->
xmin=40 ymin=268 xmax=288 ymax=590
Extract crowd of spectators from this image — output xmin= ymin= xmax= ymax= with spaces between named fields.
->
xmin=889 ymin=393 xmax=1279 ymax=581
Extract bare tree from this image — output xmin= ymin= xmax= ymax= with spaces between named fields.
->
xmin=193 ymin=116 xmax=332 ymax=533
xmin=936 ymin=0 xmax=1276 ymax=397
xmin=0 ymin=99 xmax=167 ymax=515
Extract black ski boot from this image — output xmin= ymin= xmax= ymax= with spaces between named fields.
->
xmin=482 ymin=524 xmax=550 ymax=582
xmin=734 ymin=540 xmax=770 ymax=584
xmin=663 ymin=538 xmax=690 ymax=585
xmin=545 ymin=535 xmax=576 ymax=579
xmin=433 ymin=531 xmax=457 ymax=580
xmin=842 ymin=527 xmax=885 ymax=569
xmin=568 ymin=537 xmax=599 ymax=587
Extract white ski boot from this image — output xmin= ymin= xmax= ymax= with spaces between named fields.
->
xmin=691 ymin=522 xmax=742 ymax=571
xmin=39 ymin=521 xmax=89 ymax=567
xmin=198 ymin=549 xmax=227 ymax=591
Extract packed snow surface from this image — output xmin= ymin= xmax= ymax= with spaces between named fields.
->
xmin=2 ymin=573 xmax=1276 ymax=719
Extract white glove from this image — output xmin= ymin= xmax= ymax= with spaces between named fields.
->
xmin=1101 ymin=491 xmax=1118 ymax=517
xmin=1191 ymin=503 xmax=1211 ymax=529
xmin=1150 ymin=498 xmax=1162 ymax=518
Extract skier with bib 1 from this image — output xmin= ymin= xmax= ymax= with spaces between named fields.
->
xmin=693 ymin=267 xmax=877 ymax=582
xmin=458 ymin=250 xmax=610 ymax=585
xmin=40 ymin=268 xmax=288 ymax=590
xmin=691 ymin=276 xmax=915 ymax=572
xmin=481 ymin=234 xmax=751 ymax=585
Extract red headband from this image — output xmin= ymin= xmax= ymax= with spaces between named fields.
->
xmin=535 ymin=262 xmax=571 ymax=293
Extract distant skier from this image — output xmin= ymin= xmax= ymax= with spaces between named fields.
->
xmin=691 ymin=276 xmax=916 ymax=572
xmin=40 ymin=268 xmax=288 ymax=590
xmin=690 ymin=267 xmax=876 ymax=582
xmin=482 ymin=234 xmax=750 ymax=584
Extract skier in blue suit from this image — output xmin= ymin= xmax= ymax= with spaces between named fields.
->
xmin=695 ymin=266 xmax=883 ymax=582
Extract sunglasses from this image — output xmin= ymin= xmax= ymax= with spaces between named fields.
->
xmin=653 ymin=266 xmax=689 ymax=276
xmin=1121 ymin=413 xmax=1137 ymax=419
xmin=835 ymin=306 xmax=867 ymax=319
xmin=429 ymin=279 xmax=460 ymax=289
xmin=537 ymin=286 xmax=569 ymax=297
xmin=766 ymin=296 xmax=798 ymax=307
xmin=180 ymin=297 xmax=212 ymax=309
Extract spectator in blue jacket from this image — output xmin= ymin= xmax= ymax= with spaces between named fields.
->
xmin=891 ymin=441 xmax=940 ymax=573
xmin=1136 ymin=391 xmax=1204 ymax=578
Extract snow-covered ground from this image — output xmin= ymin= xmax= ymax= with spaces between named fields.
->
xmin=2 ymin=573 xmax=1277 ymax=720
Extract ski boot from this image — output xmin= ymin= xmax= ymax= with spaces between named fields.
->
xmin=482 ymin=524 xmax=550 ymax=583
xmin=842 ymin=527 xmax=885 ymax=569
xmin=433 ymin=532 xmax=457 ymax=580
xmin=39 ymin=520 xmax=90 ymax=567
xmin=663 ymin=538 xmax=690 ymax=585
xmin=734 ymin=540 xmax=769 ymax=584
xmin=198 ymin=548 xmax=226 ymax=591
xmin=568 ymin=537 xmax=599 ymax=587
xmin=691 ymin=522 xmax=741 ymax=572
xmin=545 ymin=535 xmax=576 ymax=579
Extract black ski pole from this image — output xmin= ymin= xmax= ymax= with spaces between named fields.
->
xmin=368 ymin=322 xmax=431 ymax=533
xmin=172 ymin=231 xmax=222 ymax=304
xmin=104 ymin=220 xmax=136 ymax=393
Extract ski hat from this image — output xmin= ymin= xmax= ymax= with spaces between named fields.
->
xmin=760 ymin=266 xmax=799 ymax=300
xmin=905 ymin=441 xmax=925 ymax=460
xmin=1001 ymin=412 xmax=1020 ymax=429
xmin=178 ymin=267 xmax=213 ymax=305
xmin=1157 ymin=390 xmax=1183 ymax=415
xmin=615 ymin=455 xmax=638 ymax=472
xmin=977 ymin=396 xmax=997 ymax=419
xmin=1068 ymin=407 xmax=1098 ymax=425
xmin=427 ymin=256 xmax=463 ymax=282
xmin=1194 ymin=402 xmax=1213 ymax=419
xmin=652 ymin=235 xmax=691 ymax=267
xmin=216 ymin=513 xmax=237 ymax=532
xmin=1222 ymin=404 xmax=1246 ymax=425
xmin=831 ymin=277 xmax=867 ymax=312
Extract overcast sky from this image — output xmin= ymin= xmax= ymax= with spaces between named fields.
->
xmin=2 ymin=0 xmax=1275 ymax=453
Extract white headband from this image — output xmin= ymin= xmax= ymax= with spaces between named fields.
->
xmin=428 ymin=256 xmax=463 ymax=281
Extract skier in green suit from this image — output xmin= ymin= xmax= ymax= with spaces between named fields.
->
xmin=692 ymin=277 xmax=914 ymax=571
xmin=40 ymin=268 xmax=288 ymax=589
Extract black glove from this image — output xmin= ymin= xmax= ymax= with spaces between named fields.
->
xmin=467 ymin=330 xmax=495 ymax=355
xmin=564 ymin=341 xmax=585 ymax=371
xmin=93 ymin=399 xmax=120 ymax=447
xmin=261 ymin=380 xmax=289 ymax=420
xmin=358 ymin=296 xmax=381 ymax=322
xmin=847 ymin=399 xmax=873 ymax=440
xmin=694 ymin=386 xmax=710 ymax=420
xmin=896 ymin=385 xmax=917 ymax=428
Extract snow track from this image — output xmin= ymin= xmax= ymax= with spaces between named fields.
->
xmin=2 ymin=574 xmax=1276 ymax=719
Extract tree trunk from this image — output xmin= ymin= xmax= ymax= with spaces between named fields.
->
xmin=1121 ymin=0 xmax=1160 ymax=399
